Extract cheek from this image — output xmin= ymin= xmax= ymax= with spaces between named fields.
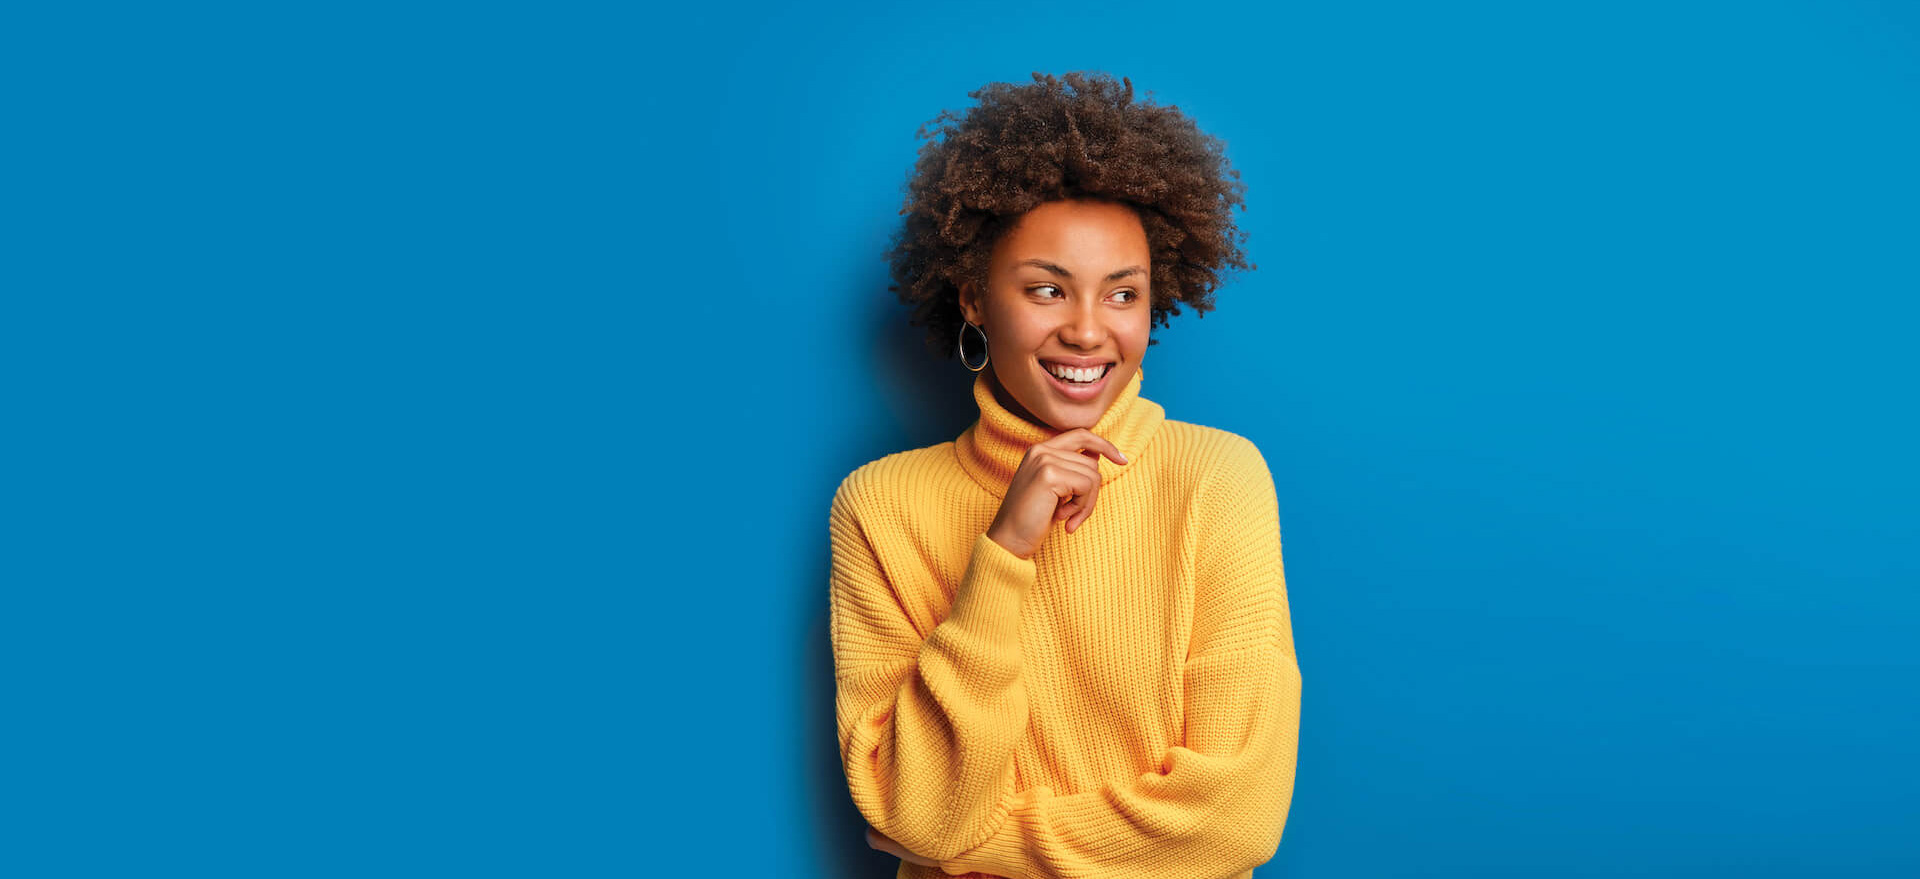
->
xmin=987 ymin=318 xmax=1047 ymax=355
xmin=1121 ymin=317 xmax=1152 ymax=354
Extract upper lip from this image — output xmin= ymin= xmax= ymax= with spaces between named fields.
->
xmin=1038 ymin=357 xmax=1116 ymax=368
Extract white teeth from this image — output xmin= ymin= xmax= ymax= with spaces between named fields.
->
xmin=1045 ymin=362 xmax=1110 ymax=384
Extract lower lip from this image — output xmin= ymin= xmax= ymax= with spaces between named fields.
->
xmin=1042 ymin=363 xmax=1112 ymax=401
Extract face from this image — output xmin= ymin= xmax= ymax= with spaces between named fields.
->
xmin=958 ymin=199 xmax=1152 ymax=432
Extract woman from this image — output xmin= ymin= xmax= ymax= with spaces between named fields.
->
xmin=829 ymin=71 xmax=1302 ymax=879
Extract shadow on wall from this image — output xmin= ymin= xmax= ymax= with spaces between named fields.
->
xmin=806 ymin=269 xmax=979 ymax=878
xmin=867 ymin=292 xmax=987 ymax=456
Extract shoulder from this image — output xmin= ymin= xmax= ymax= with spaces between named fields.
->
xmin=830 ymin=441 xmax=958 ymax=519
xmin=1153 ymin=421 xmax=1281 ymax=554
xmin=1152 ymin=418 xmax=1272 ymax=486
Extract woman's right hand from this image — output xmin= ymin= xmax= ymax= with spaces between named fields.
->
xmin=865 ymin=825 xmax=939 ymax=867
xmin=985 ymin=428 xmax=1128 ymax=559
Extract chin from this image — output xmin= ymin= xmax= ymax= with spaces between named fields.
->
xmin=1038 ymin=395 xmax=1110 ymax=431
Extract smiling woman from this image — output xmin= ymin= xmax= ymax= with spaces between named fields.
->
xmin=829 ymin=71 xmax=1302 ymax=879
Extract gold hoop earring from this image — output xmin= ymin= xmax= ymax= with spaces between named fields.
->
xmin=957 ymin=320 xmax=989 ymax=373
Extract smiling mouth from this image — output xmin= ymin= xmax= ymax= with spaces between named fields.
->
xmin=1039 ymin=360 xmax=1114 ymax=385
xmin=1039 ymin=361 xmax=1115 ymax=399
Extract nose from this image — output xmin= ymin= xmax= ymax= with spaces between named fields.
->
xmin=1059 ymin=297 xmax=1106 ymax=349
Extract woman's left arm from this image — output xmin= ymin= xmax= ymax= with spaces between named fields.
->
xmin=935 ymin=437 xmax=1304 ymax=879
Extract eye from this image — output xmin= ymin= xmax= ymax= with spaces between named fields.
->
xmin=1030 ymin=284 xmax=1064 ymax=299
xmin=1110 ymin=289 xmax=1139 ymax=303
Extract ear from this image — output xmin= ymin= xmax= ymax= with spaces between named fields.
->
xmin=957 ymin=280 xmax=982 ymax=326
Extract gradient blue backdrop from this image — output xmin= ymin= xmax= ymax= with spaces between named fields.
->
xmin=8 ymin=1 xmax=1916 ymax=876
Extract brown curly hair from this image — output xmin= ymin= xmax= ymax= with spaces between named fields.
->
xmin=886 ymin=71 xmax=1254 ymax=359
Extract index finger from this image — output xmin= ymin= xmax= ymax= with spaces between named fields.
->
xmin=1046 ymin=428 xmax=1129 ymax=466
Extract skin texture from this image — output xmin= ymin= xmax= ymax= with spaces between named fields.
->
xmin=960 ymin=198 xmax=1147 ymax=559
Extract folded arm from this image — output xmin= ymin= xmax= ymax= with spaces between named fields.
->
xmin=830 ymin=478 xmax=1038 ymax=862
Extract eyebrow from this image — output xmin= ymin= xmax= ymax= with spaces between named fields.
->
xmin=1017 ymin=259 xmax=1147 ymax=283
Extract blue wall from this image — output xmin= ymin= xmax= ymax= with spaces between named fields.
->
xmin=11 ymin=1 xmax=1916 ymax=876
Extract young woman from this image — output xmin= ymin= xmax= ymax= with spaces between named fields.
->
xmin=829 ymin=71 xmax=1302 ymax=879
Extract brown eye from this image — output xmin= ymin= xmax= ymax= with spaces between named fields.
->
xmin=1111 ymin=289 xmax=1139 ymax=303
xmin=1032 ymin=285 xmax=1063 ymax=298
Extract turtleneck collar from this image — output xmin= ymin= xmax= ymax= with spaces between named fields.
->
xmin=954 ymin=365 xmax=1165 ymax=499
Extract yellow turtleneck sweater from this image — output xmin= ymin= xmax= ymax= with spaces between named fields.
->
xmin=829 ymin=365 xmax=1302 ymax=879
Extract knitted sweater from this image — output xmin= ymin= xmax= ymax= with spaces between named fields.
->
xmin=829 ymin=365 xmax=1302 ymax=879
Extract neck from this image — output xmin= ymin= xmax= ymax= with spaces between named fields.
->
xmin=984 ymin=365 xmax=1049 ymax=431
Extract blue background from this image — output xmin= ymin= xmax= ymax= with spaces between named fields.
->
xmin=7 ymin=1 xmax=1916 ymax=876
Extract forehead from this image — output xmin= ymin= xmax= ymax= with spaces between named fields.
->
xmin=992 ymin=199 xmax=1150 ymax=268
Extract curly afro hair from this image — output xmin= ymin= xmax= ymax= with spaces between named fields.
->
xmin=886 ymin=71 xmax=1253 ymax=360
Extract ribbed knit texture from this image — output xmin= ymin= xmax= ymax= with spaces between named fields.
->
xmin=830 ymin=365 xmax=1302 ymax=879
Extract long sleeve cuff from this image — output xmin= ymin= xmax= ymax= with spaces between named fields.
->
xmin=943 ymin=532 xmax=1035 ymax=648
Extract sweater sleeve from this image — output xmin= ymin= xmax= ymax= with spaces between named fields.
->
xmin=935 ymin=439 xmax=1303 ymax=879
xmin=830 ymin=477 xmax=1039 ymax=862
